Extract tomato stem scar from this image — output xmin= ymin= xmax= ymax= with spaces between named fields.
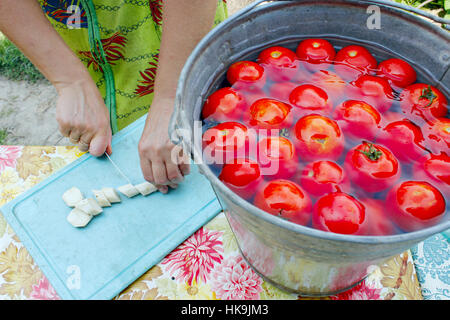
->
xmin=357 ymin=141 xmax=383 ymax=161
xmin=419 ymin=85 xmax=437 ymax=108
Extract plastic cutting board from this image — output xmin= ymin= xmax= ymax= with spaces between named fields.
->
xmin=0 ymin=115 xmax=222 ymax=300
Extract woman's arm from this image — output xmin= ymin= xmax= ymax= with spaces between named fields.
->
xmin=0 ymin=0 xmax=111 ymax=155
xmin=138 ymin=0 xmax=218 ymax=193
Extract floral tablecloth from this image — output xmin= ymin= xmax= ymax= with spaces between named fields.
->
xmin=0 ymin=145 xmax=448 ymax=300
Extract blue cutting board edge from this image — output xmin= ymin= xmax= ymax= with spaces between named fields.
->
xmin=0 ymin=115 xmax=223 ymax=300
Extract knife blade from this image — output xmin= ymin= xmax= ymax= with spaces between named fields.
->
xmin=104 ymin=153 xmax=133 ymax=185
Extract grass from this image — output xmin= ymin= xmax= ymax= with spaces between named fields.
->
xmin=0 ymin=32 xmax=45 ymax=83
xmin=0 ymin=129 xmax=8 ymax=145
xmin=394 ymin=0 xmax=450 ymax=18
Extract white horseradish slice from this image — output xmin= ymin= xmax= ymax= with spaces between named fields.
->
xmin=67 ymin=208 xmax=93 ymax=228
xmin=75 ymin=198 xmax=103 ymax=216
xmin=135 ymin=181 xmax=158 ymax=196
xmin=101 ymin=187 xmax=121 ymax=203
xmin=92 ymin=189 xmax=111 ymax=207
xmin=62 ymin=187 xmax=84 ymax=207
xmin=117 ymin=184 xmax=140 ymax=198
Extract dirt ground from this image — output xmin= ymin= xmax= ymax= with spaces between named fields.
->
xmin=0 ymin=0 xmax=255 ymax=146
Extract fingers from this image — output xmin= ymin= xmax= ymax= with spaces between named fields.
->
xmin=89 ymin=131 xmax=110 ymax=157
xmin=140 ymin=157 xmax=154 ymax=183
xmin=69 ymin=129 xmax=82 ymax=145
xmin=165 ymin=161 xmax=184 ymax=184
xmin=177 ymin=148 xmax=191 ymax=176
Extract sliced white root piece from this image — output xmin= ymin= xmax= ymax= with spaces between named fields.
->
xmin=135 ymin=181 xmax=158 ymax=196
xmin=101 ymin=187 xmax=121 ymax=203
xmin=62 ymin=187 xmax=84 ymax=207
xmin=75 ymin=198 xmax=103 ymax=216
xmin=92 ymin=189 xmax=111 ymax=207
xmin=117 ymin=184 xmax=140 ymax=198
xmin=67 ymin=208 xmax=93 ymax=228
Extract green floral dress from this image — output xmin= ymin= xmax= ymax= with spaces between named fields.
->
xmin=38 ymin=0 xmax=227 ymax=132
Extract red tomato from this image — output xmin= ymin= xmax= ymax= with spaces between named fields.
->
xmin=258 ymin=46 xmax=299 ymax=82
xmin=348 ymin=75 xmax=394 ymax=113
xmin=345 ymin=142 xmax=400 ymax=193
xmin=377 ymin=58 xmax=416 ymax=88
xmin=310 ymin=70 xmax=347 ymax=103
xmin=386 ymin=181 xmax=446 ymax=232
xmin=312 ymin=192 xmax=367 ymax=235
xmin=227 ymin=61 xmax=266 ymax=91
xmin=334 ymin=45 xmax=377 ymax=81
xmin=413 ymin=153 xmax=450 ymax=195
xmin=269 ymin=82 xmax=297 ymax=102
xmin=294 ymin=114 xmax=345 ymax=161
xmin=202 ymin=87 xmax=246 ymax=122
xmin=289 ymin=84 xmax=333 ymax=115
xmin=377 ymin=120 xmax=426 ymax=162
xmin=202 ymin=122 xmax=255 ymax=165
xmin=257 ymin=136 xmax=298 ymax=179
xmin=296 ymin=38 xmax=336 ymax=72
xmin=254 ymin=179 xmax=312 ymax=226
xmin=299 ymin=160 xmax=350 ymax=197
xmin=399 ymin=84 xmax=448 ymax=122
xmin=360 ymin=199 xmax=396 ymax=236
xmin=244 ymin=98 xmax=293 ymax=130
xmin=219 ymin=158 xmax=263 ymax=200
xmin=333 ymin=100 xmax=382 ymax=141
xmin=422 ymin=118 xmax=450 ymax=155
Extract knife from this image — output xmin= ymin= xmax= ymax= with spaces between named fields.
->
xmin=104 ymin=152 xmax=133 ymax=185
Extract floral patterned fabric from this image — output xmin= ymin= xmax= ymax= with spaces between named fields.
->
xmin=411 ymin=234 xmax=450 ymax=300
xmin=1 ymin=145 xmax=445 ymax=300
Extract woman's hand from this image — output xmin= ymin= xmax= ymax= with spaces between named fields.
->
xmin=137 ymin=0 xmax=216 ymax=193
xmin=0 ymin=0 xmax=113 ymax=156
xmin=138 ymin=96 xmax=190 ymax=194
xmin=55 ymin=77 xmax=112 ymax=156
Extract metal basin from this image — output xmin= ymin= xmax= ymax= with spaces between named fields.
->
xmin=171 ymin=0 xmax=450 ymax=295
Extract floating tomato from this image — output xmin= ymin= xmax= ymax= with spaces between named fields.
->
xmin=299 ymin=160 xmax=349 ymax=197
xmin=377 ymin=119 xmax=426 ymax=162
xmin=202 ymin=122 xmax=255 ymax=166
xmin=399 ymin=83 xmax=448 ymax=122
xmin=254 ymin=179 xmax=312 ymax=226
xmin=244 ymin=98 xmax=293 ymax=130
xmin=227 ymin=61 xmax=266 ymax=91
xmin=413 ymin=153 xmax=450 ymax=195
xmin=202 ymin=87 xmax=246 ymax=122
xmin=333 ymin=100 xmax=381 ymax=141
xmin=377 ymin=58 xmax=416 ymax=88
xmin=422 ymin=117 xmax=450 ymax=155
xmin=294 ymin=114 xmax=345 ymax=161
xmin=334 ymin=45 xmax=377 ymax=81
xmin=219 ymin=158 xmax=263 ymax=200
xmin=313 ymin=192 xmax=367 ymax=235
xmin=344 ymin=141 xmax=400 ymax=193
xmin=258 ymin=46 xmax=299 ymax=82
xmin=296 ymin=38 xmax=336 ymax=72
xmin=386 ymin=181 xmax=446 ymax=232
xmin=348 ymin=75 xmax=394 ymax=113
xmin=257 ymin=136 xmax=298 ymax=179
xmin=289 ymin=84 xmax=333 ymax=115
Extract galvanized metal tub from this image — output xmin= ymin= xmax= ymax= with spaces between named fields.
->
xmin=171 ymin=0 xmax=450 ymax=295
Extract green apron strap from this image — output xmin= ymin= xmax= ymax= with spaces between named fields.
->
xmin=79 ymin=0 xmax=119 ymax=134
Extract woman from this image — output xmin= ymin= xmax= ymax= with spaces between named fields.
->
xmin=0 ymin=0 xmax=227 ymax=193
